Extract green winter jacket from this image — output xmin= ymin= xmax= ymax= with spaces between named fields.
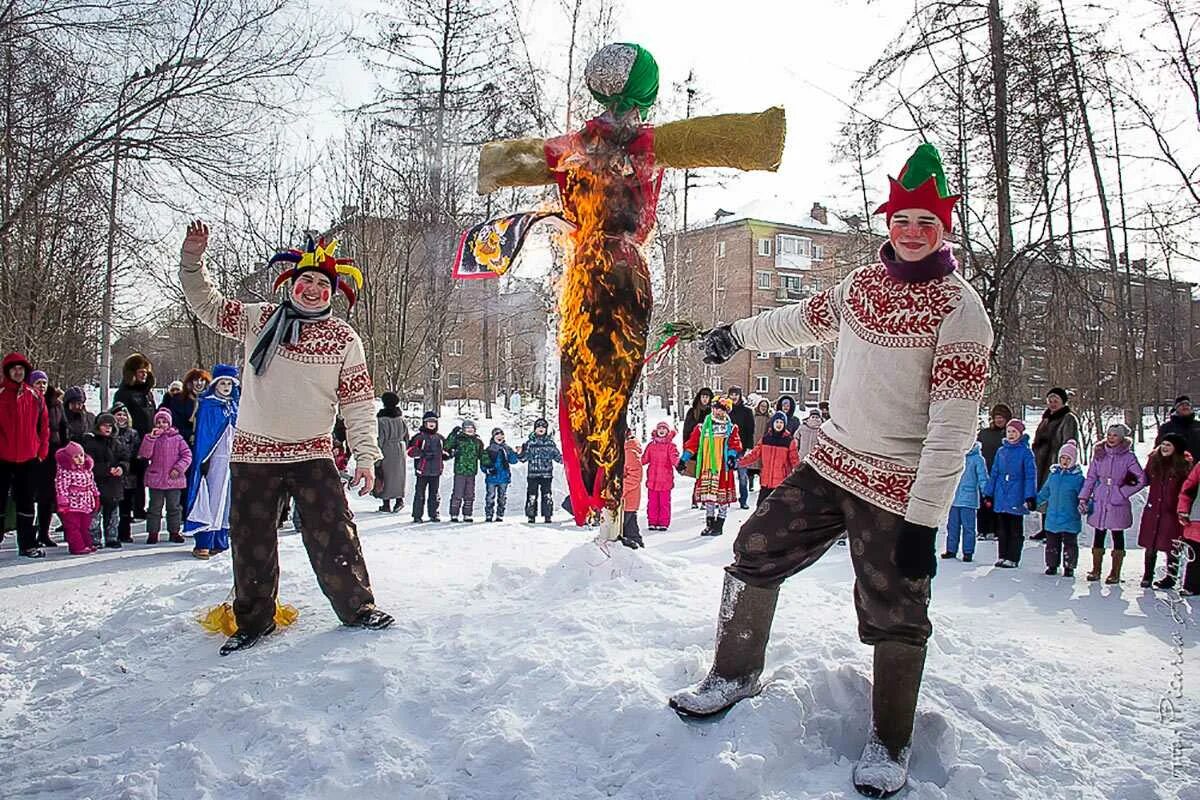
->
xmin=446 ymin=429 xmax=486 ymax=476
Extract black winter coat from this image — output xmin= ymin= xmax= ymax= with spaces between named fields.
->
xmin=1032 ymin=406 xmax=1081 ymax=488
xmin=407 ymin=430 xmax=447 ymax=477
xmin=65 ymin=409 xmax=95 ymax=444
xmin=160 ymin=393 xmax=198 ymax=445
xmin=84 ymin=431 xmax=129 ymax=501
xmin=1158 ymin=413 xmax=1200 ymax=462
xmin=114 ymin=380 xmax=156 ymax=435
xmin=728 ymin=401 xmax=755 ymax=454
xmin=113 ymin=426 xmax=142 ymax=489
xmin=977 ymin=424 xmax=1007 ymax=470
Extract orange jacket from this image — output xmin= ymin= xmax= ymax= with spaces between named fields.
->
xmin=738 ymin=436 xmax=799 ymax=489
xmin=623 ymin=438 xmax=643 ymax=512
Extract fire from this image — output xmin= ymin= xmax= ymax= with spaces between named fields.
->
xmin=555 ymin=139 xmax=653 ymax=524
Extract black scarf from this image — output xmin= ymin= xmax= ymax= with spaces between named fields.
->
xmin=249 ymin=299 xmax=331 ymax=376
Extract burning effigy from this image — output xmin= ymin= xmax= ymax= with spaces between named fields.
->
xmin=456 ymin=43 xmax=786 ymax=544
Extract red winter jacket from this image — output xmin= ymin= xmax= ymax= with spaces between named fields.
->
xmin=738 ymin=435 xmax=800 ymax=489
xmin=0 ymin=352 xmax=49 ymax=463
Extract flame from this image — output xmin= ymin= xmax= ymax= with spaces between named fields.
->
xmin=555 ymin=141 xmax=652 ymax=522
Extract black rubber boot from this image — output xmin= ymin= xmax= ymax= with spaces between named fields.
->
xmin=669 ymin=573 xmax=779 ymax=717
xmin=853 ymin=641 xmax=927 ymax=798
xmin=219 ymin=622 xmax=276 ymax=656
xmin=346 ymin=608 xmax=395 ymax=630
xmin=700 ymin=516 xmax=717 ymax=536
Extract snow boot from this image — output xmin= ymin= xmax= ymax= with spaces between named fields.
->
xmin=464 ymin=517 xmax=474 ymax=523
xmin=485 ymin=516 xmax=493 ymax=523
xmin=1153 ymin=575 xmax=1176 ymax=590
xmin=543 ymin=515 xmax=552 ymax=523
xmin=219 ymin=622 xmax=276 ymax=656
xmin=20 ymin=547 xmax=45 ymax=559
xmin=669 ymin=574 xmax=779 ymax=718
xmin=378 ymin=500 xmax=392 ymax=513
xmin=1105 ymin=550 xmax=1125 ymax=584
xmin=853 ymin=641 xmax=926 ymax=798
xmin=169 ymin=532 xmax=185 ymax=543
xmin=346 ymin=608 xmax=395 ymax=630
xmin=146 ymin=531 xmax=159 ymax=545
xmin=1086 ymin=548 xmax=1105 ymax=581
xmin=621 ymin=532 xmax=645 ymax=549
xmin=700 ymin=516 xmax=717 ymax=536
xmin=527 ymin=516 xmax=536 ymax=524
xmin=712 ymin=517 xmax=726 ymax=535
xmin=449 ymin=516 xmax=459 ymax=523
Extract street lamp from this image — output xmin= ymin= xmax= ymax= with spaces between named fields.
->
xmin=100 ymin=56 xmax=207 ymax=407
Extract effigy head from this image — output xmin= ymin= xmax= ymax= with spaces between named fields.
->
xmin=585 ymin=43 xmax=659 ymax=120
xmin=875 ymin=143 xmax=960 ymax=262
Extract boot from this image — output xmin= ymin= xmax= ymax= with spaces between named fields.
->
xmin=378 ymin=499 xmax=392 ymax=513
xmin=1105 ymin=549 xmax=1125 ymax=584
xmin=669 ymin=574 xmax=779 ymax=717
xmin=853 ymin=641 xmax=927 ymax=798
xmin=700 ymin=516 xmax=716 ymax=536
xmin=219 ymin=622 xmax=276 ymax=656
xmin=712 ymin=517 xmax=726 ymax=536
xmin=146 ymin=531 xmax=159 ymax=545
xmin=1086 ymin=548 xmax=1105 ymax=581
xmin=169 ymin=532 xmax=185 ymax=543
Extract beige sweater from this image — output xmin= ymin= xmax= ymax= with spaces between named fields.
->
xmin=180 ymin=251 xmax=382 ymax=467
xmin=731 ymin=262 xmax=993 ymax=528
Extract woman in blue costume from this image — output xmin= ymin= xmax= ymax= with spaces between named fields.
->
xmin=184 ymin=364 xmax=239 ymax=559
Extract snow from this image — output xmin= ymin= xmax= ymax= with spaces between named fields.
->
xmin=1 ymin=408 xmax=1197 ymax=799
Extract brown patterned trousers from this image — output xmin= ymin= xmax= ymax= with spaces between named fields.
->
xmin=729 ymin=463 xmax=932 ymax=648
xmin=229 ymin=460 xmax=375 ymax=635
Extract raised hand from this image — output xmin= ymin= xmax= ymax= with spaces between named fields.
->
xmin=182 ymin=219 xmax=209 ymax=260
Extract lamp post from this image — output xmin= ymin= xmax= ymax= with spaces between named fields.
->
xmin=100 ymin=57 xmax=206 ymax=407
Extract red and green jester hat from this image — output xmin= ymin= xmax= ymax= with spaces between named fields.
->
xmin=874 ymin=142 xmax=961 ymax=280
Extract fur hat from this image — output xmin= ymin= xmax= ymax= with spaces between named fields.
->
xmin=167 ymin=380 xmax=184 ymax=394
xmin=64 ymin=386 xmax=86 ymax=405
xmin=1161 ymin=432 xmax=1188 ymax=453
xmin=1006 ymin=419 xmax=1026 ymax=435
xmin=1106 ymin=421 xmax=1132 ymax=438
xmin=1057 ymin=439 xmax=1079 ymax=469
xmin=154 ymin=409 xmax=173 ymax=427
xmin=381 ymin=392 xmax=401 ymax=409
xmin=1047 ymin=387 xmax=1069 ymax=405
xmin=990 ymin=403 xmax=1013 ymax=421
xmin=95 ymin=412 xmax=117 ymax=430
xmin=122 ymin=353 xmax=153 ymax=385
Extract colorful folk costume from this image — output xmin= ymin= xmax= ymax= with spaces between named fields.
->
xmin=680 ymin=398 xmax=743 ymax=537
xmin=672 ymin=144 xmax=993 ymax=798
xmin=184 ymin=364 xmax=240 ymax=558
xmin=459 ymin=42 xmax=785 ymax=540
xmin=179 ymin=222 xmax=393 ymax=656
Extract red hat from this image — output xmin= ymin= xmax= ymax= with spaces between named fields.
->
xmin=874 ymin=143 xmax=960 ymax=232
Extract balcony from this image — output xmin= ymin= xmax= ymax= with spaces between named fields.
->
xmin=775 ymin=287 xmax=810 ymax=303
xmin=775 ymin=356 xmax=805 ymax=371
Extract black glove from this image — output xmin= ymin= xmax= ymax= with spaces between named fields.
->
xmin=1025 ymin=497 xmax=1037 ymax=512
xmin=698 ymin=325 xmax=741 ymax=365
xmin=726 ymin=455 xmax=737 ymax=470
xmin=895 ymin=520 xmax=938 ymax=581
xmin=675 ymin=459 xmax=686 ymax=474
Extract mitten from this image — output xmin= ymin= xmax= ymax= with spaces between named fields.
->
xmin=895 ymin=520 xmax=938 ymax=580
xmin=1025 ymin=497 xmax=1037 ymax=512
xmin=675 ymin=459 xmax=686 ymax=474
xmin=698 ymin=325 xmax=741 ymax=365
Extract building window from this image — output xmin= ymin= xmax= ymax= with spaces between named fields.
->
xmin=756 ymin=350 xmax=770 ymax=360
xmin=447 ymin=372 xmax=462 ymax=389
xmin=809 ymin=377 xmax=820 ymax=394
xmin=781 ymin=274 xmax=803 ymax=292
xmin=779 ymin=376 xmax=799 ymax=394
xmin=777 ymin=235 xmax=812 ymax=258
xmin=813 ymin=244 xmax=826 ymax=261
xmin=757 ymin=271 xmax=772 ymax=290
xmin=807 ymin=346 xmax=820 ymax=360
xmin=755 ymin=375 xmax=769 ymax=394
xmin=711 ymin=375 xmax=723 ymax=391
xmin=447 ymin=338 xmax=464 ymax=357
xmin=717 ymin=240 xmax=726 ymax=258
xmin=758 ymin=238 xmax=772 ymax=257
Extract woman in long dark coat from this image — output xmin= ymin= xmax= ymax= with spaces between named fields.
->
xmin=373 ymin=392 xmax=409 ymax=512
xmin=1031 ymin=388 xmax=1081 ymax=540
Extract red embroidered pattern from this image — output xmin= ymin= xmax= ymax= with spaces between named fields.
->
xmin=806 ymin=431 xmax=915 ymax=515
xmin=803 ymin=288 xmax=839 ymax=340
xmin=251 ymin=306 xmax=358 ymax=365
xmin=337 ymin=363 xmax=375 ymax=405
xmin=930 ymin=341 xmax=990 ymax=403
xmin=844 ymin=265 xmax=962 ymax=348
xmin=219 ymin=299 xmax=247 ymax=339
xmin=232 ymin=430 xmax=334 ymax=463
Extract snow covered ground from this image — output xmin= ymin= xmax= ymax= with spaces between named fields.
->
xmin=1 ymin=464 xmax=1197 ymax=800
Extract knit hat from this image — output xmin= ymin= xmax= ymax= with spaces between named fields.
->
xmin=875 ymin=143 xmax=961 ymax=231
xmin=769 ymin=411 xmax=789 ymax=429
xmin=534 ymin=417 xmax=549 ymax=429
xmin=381 ymin=392 xmax=400 ymax=409
xmin=990 ymin=403 xmax=1013 ymax=421
xmin=95 ymin=412 xmax=116 ymax=430
xmin=806 ymin=408 xmax=822 ymax=420
xmin=154 ymin=409 xmax=173 ymax=427
xmin=1006 ymin=419 xmax=1026 ymax=435
xmin=1162 ymin=432 xmax=1188 ymax=452
xmin=1107 ymin=422 xmax=1132 ymax=438
xmin=422 ymin=410 xmax=438 ymax=421
xmin=64 ymin=386 xmax=85 ymax=405
xmin=585 ymin=43 xmax=659 ymax=119
xmin=1057 ymin=439 xmax=1079 ymax=469
xmin=59 ymin=441 xmax=84 ymax=462
xmin=29 ymin=370 xmax=47 ymax=384
xmin=492 ymin=428 xmax=504 ymax=438
xmin=167 ymin=380 xmax=184 ymax=393
xmin=1176 ymin=395 xmax=1192 ymax=410
xmin=654 ymin=421 xmax=672 ymax=438
xmin=462 ymin=420 xmax=477 ymax=434
xmin=1047 ymin=387 xmax=1069 ymax=405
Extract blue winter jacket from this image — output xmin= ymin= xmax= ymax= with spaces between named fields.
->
xmin=984 ymin=434 xmax=1038 ymax=515
xmin=952 ymin=442 xmax=990 ymax=509
xmin=483 ymin=443 xmax=519 ymax=486
xmin=520 ymin=434 xmax=562 ymax=478
xmin=1036 ymin=465 xmax=1086 ymax=534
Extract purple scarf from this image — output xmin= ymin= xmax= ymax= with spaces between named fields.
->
xmin=879 ymin=243 xmax=958 ymax=283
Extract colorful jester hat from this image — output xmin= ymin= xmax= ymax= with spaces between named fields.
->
xmin=874 ymin=142 xmax=961 ymax=232
xmin=585 ymin=43 xmax=659 ymax=119
xmin=268 ymin=236 xmax=364 ymax=307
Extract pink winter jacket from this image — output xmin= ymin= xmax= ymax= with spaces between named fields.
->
xmin=642 ymin=435 xmax=680 ymax=492
xmin=55 ymin=449 xmax=99 ymax=514
xmin=138 ymin=428 xmax=193 ymax=491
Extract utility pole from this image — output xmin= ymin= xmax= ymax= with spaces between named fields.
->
xmin=671 ymin=71 xmax=697 ymax=420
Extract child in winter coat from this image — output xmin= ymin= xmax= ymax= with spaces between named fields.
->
xmin=1177 ymin=461 xmax=1200 ymax=596
xmin=621 ymin=433 xmax=644 ymax=549
xmin=982 ymin=419 xmax=1037 ymax=568
xmin=737 ymin=412 xmax=799 ymax=507
xmin=54 ymin=441 xmax=99 ymax=554
xmin=110 ymin=402 xmax=142 ymax=543
xmin=482 ymin=428 xmax=519 ymax=522
xmin=138 ymin=408 xmax=193 ymax=545
xmin=446 ymin=421 xmax=485 ymax=522
xmin=1036 ymin=440 xmax=1085 ymax=576
xmin=1138 ymin=433 xmax=1192 ymax=589
xmin=1079 ymin=422 xmax=1147 ymax=584
xmin=519 ymin=418 xmax=562 ymax=523
xmin=642 ymin=421 xmax=679 ymax=531
xmin=83 ymin=412 xmax=128 ymax=548
xmin=795 ymin=409 xmax=823 ymax=462
xmin=407 ymin=411 xmax=448 ymax=523
xmin=63 ymin=385 xmax=94 ymax=444
xmin=943 ymin=441 xmax=989 ymax=562
xmin=679 ymin=397 xmax=743 ymax=537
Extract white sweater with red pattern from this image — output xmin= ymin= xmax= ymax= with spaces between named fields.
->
xmin=180 ymin=251 xmax=382 ymax=466
xmin=731 ymin=261 xmax=993 ymax=528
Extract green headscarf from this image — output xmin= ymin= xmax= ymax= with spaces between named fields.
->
xmin=585 ymin=43 xmax=659 ymax=120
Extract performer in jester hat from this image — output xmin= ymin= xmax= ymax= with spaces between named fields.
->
xmin=671 ymin=144 xmax=993 ymax=798
xmin=179 ymin=221 xmax=393 ymax=656
xmin=460 ymin=42 xmax=786 ymax=543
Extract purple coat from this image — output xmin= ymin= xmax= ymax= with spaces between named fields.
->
xmin=1080 ymin=440 xmax=1146 ymax=531
xmin=138 ymin=428 xmax=193 ymax=491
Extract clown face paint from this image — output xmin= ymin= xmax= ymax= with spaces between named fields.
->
xmin=889 ymin=209 xmax=944 ymax=262
xmin=293 ymin=271 xmax=333 ymax=312
xmin=214 ymin=378 xmax=234 ymax=398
